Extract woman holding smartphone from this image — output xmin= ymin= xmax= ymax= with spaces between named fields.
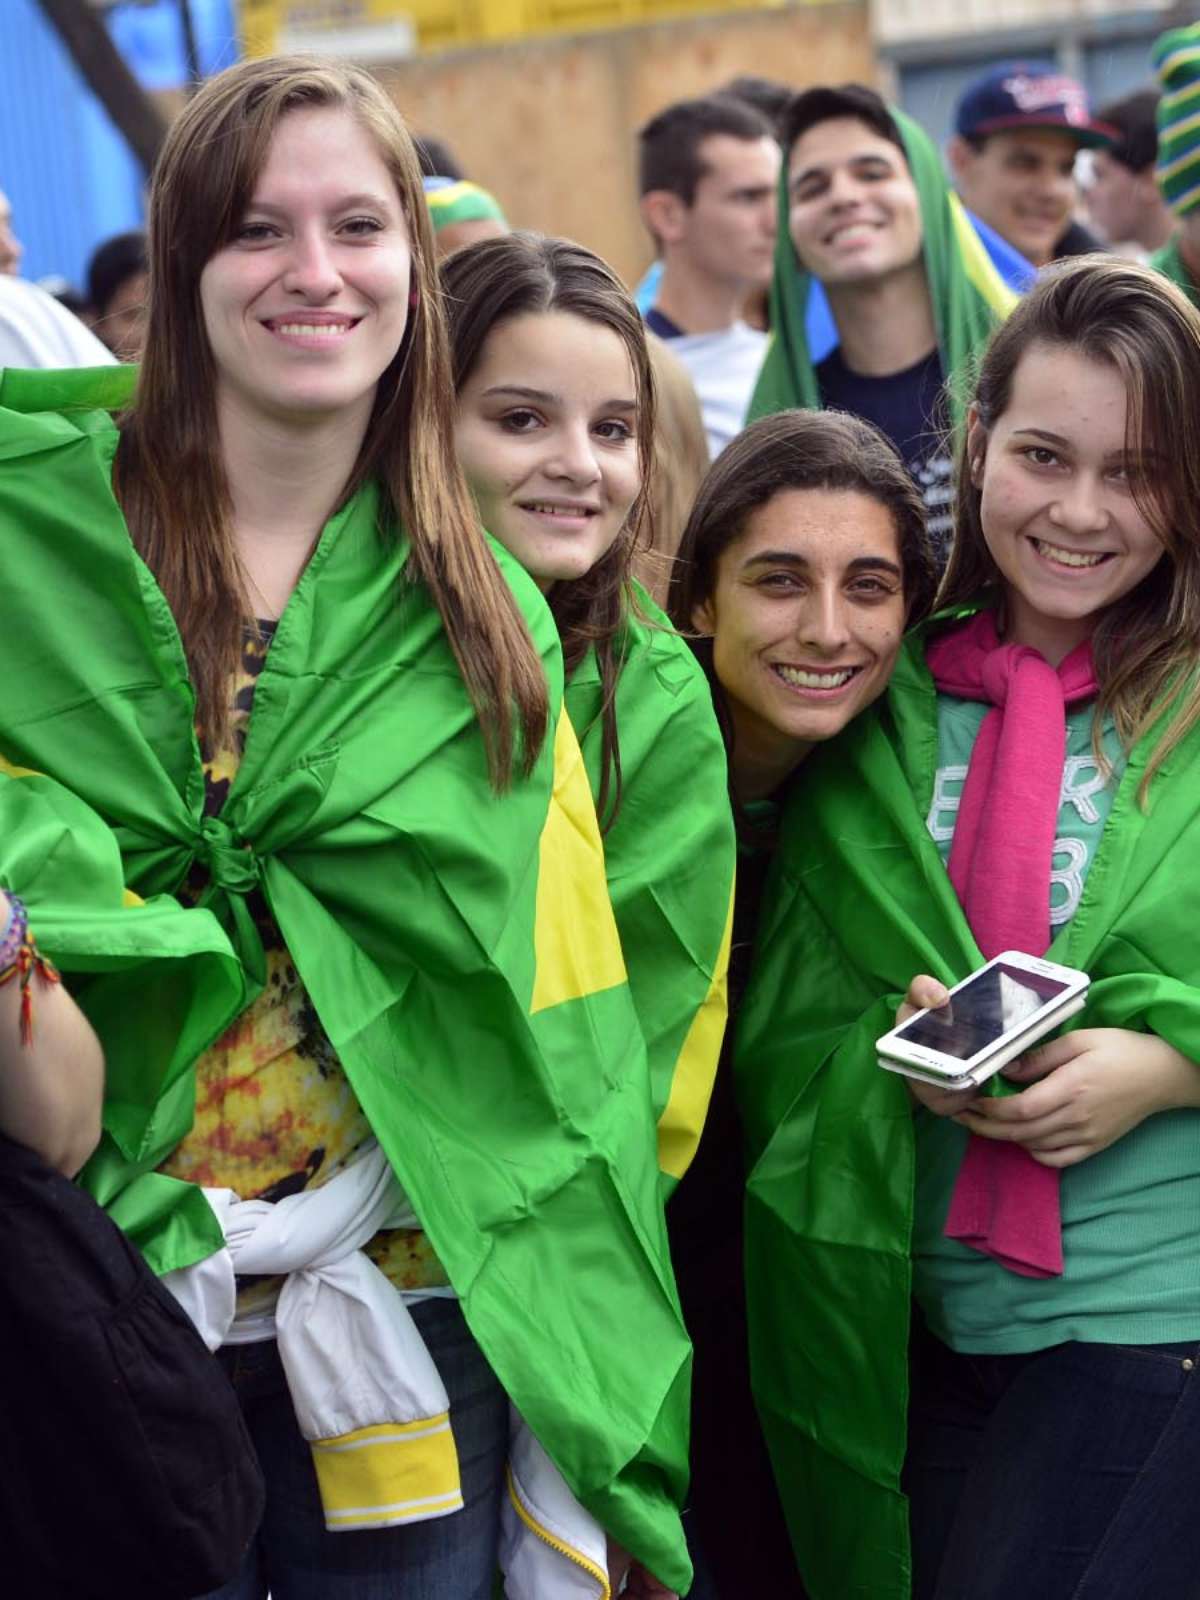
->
xmin=736 ymin=258 xmax=1200 ymax=1600
xmin=666 ymin=408 xmax=937 ymax=1596
xmin=444 ymin=232 xmax=736 ymax=1202
xmin=0 ymin=59 xmax=693 ymax=1600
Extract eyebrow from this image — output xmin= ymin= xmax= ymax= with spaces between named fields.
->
xmin=480 ymin=384 xmax=638 ymax=412
xmin=1011 ymin=427 xmax=1138 ymax=461
xmin=741 ymin=550 xmax=902 ymax=577
xmin=246 ymin=192 xmax=396 ymax=214
xmin=790 ymin=152 xmax=894 ymax=188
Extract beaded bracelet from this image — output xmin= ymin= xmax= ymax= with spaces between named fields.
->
xmin=0 ymin=894 xmax=61 ymax=1045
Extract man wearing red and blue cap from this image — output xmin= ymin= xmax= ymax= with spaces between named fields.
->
xmin=948 ymin=62 xmax=1116 ymax=267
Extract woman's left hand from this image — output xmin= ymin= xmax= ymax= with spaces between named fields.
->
xmin=952 ymin=1028 xmax=1200 ymax=1169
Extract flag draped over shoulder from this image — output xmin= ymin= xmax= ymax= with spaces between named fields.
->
xmin=0 ymin=366 xmax=692 ymax=1592
xmin=566 ymin=595 xmax=735 ymax=1193
xmin=749 ymin=109 xmax=1015 ymax=423
xmin=734 ymin=625 xmax=1200 ymax=1600
xmin=0 ymin=757 xmax=246 ymax=1101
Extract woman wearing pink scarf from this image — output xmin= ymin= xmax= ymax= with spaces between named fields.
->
xmin=733 ymin=255 xmax=1200 ymax=1600
xmin=893 ymin=258 xmax=1200 ymax=1597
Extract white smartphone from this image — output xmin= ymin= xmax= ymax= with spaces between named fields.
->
xmin=876 ymin=951 xmax=1089 ymax=1091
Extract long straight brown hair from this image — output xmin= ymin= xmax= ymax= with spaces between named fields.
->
xmin=440 ymin=231 xmax=657 ymax=826
xmin=939 ymin=256 xmax=1200 ymax=803
xmin=116 ymin=56 xmax=547 ymax=784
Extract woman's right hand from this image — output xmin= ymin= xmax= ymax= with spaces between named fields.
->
xmin=895 ymin=975 xmax=980 ymax=1118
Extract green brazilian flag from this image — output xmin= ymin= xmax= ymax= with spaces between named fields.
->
xmin=735 ymin=622 xmax=1200 ymax=1599
xmin=0 ymin=365 xmax=693 ymax=1592
xmin=566 ymin=596 xmax=736 ymax=1194
xmin=748 ymin=108 xmax=1014 ymax=424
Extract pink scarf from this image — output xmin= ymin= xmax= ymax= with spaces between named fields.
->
xmin=925 ymin=611 xmax=1098 ymax=1278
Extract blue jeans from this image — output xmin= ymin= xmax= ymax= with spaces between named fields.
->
xmin=904 ymin=1320 xmax=1200 ymax=1600
xmin=201 ymin=1297 xmax=507 ymax=1600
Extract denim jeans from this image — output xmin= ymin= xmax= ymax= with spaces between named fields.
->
xmin=904 ymin=1319 xmax=1200 ymax=1600
xmin=200 ymin=1297 xmax=508 ymax=1600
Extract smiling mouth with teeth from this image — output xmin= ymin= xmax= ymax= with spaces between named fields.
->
xmin=1032 ymin=537 xmax=1111 ymax=569
xmin=773 ymin=664 xmax=862 ymax=690
xmin=268 ymin=320 xmax=357 ymax=338
xmin=521 ymin=503 xmax=597 ymax=517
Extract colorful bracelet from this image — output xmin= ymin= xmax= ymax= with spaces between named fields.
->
xmin=0 ymin=894 xmax=61 ymax=1045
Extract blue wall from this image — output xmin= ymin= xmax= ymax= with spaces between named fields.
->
xmin=0 ymin=0 xmax=239 ymax=292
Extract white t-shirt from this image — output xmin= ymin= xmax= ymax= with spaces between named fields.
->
xmin=0 ymin=275 xmax=115 ymax=369
xmin=662 ymin=321 xmax=767 ymax=460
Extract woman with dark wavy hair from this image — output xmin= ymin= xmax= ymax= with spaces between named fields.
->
xmin=667 ymin=406 xmax=935 ymax=1597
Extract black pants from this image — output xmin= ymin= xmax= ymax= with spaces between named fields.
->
xmin=905 ymin=1318 xmax=1200 ymax=1600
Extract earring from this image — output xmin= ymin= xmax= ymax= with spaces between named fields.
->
xmin=409 ymin=287 xmax=419 ymax=309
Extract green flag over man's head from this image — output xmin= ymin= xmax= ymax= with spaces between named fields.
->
xmin=750 ymin=89 xmax=1015 ymax=425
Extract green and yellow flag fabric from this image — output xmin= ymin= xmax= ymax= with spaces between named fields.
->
xmin=735 ymin=623 xmax=1200 ymax=1599
xmin=0 ymin=366 xmax=692 ymax=1592
xmin=749 ymin=108 xmax=1014 ymax=423
xmin=566 ymin=595 xmax=735 ymax=1193
xmin=424 ymin=177 xmax=508 ymax=234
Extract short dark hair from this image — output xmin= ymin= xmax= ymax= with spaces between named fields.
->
xmin=413 ymin=133 xmax=463 ymax=181
xmin=668 ymin=409 xmax=936 ymax=788
xmin=719 ymin=75 xmax=794 ymax=137
xmin=780 ymin=84 xmax=906 ymax=165
xmin=1096 ymin=88 xmax=1159 ymax=173
xmin=86 ymin=230 xmax=147 ymax=315
xmin=639 ymin=94 xmax=775 ymax=202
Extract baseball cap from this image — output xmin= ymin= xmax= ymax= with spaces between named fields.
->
xmin=955 ymin=63 xmax=1117 ymax=149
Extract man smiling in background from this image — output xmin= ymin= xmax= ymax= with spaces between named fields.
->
xmin=948 ymin=64 xmax=1116 ymax=267
xmin=748 ymin=84 xmax=1014 ymax=566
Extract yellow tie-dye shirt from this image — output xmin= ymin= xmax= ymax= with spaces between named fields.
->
xmin=160 ymin=623 xmax=449 ymax=1313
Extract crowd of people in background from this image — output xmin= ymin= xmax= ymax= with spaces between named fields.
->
xmin=3 ymin=15 xmax=1200 ymax=1600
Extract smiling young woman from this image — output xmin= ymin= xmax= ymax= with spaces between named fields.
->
xmin=442 ymin=229 xmax=735 ymax=1172
xmin=664 ymin=408 xmax=935 ymax=1595
xmin=0 ymin=59 xmax=701 ymax=1600
xmin=734 ymin=258 xmax=1200 ymax=1600
xmin=443 ymin=234 xmax=738 ymax=1596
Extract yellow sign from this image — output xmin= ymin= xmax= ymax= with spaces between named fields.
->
xmin=237 ymin=1 xmax=416 ymax=59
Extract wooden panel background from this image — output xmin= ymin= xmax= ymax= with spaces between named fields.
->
xmin=375 ymin=3 xmax=874 ymax=285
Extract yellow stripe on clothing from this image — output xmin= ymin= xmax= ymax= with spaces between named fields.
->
xmin=657 ymin=883 xmax=735 ymax=1182
xmin=531 ymin=712 xmax=627 ymax=1014
xmin=311 ymin=1414 xmax=463 ymax=1532
xmin=505 ymin=1467 xmax=612 ymax=1598
xmin=0 ymin=754 xmax=41 ymax=779
xmin=1159 ymin=131 xmax=1200 ymax=179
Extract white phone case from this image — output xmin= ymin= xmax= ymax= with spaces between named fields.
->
xmin=878 ymin=993 xmax=1087 ymax=1090
xmin=876 ymin=951 xmax=1089 ymax=1089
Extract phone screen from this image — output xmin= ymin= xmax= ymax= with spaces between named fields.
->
xmin=894 ymin=961 xmax=1071 ymax=1062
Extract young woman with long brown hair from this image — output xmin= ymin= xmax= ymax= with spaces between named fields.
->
xmin=0 ymin=60 xmax=694 ymax=1600
xmin=735 ymin=257 xmax=1200 ymax=1600
xmin=443 ymin=232 xmax=736 ymax=1222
